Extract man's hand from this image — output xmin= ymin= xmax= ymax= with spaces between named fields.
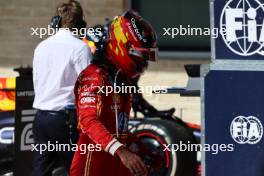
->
xmin=116 ymin=146 xmax=148 ymax=176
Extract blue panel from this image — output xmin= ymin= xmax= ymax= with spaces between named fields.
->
xmin=213 ymin=0 xmax=264 ymax=60
xmin=205 ymin=70 xmax=264 ymax=176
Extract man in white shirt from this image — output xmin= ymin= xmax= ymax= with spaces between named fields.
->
xmin=32 ymin=1 xmax=91 ymax=175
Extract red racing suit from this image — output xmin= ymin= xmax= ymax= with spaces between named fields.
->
xmin=70 ymin=64 xmax=132 ymax=176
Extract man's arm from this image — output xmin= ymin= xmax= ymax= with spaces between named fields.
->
xmin=76 ymin=71 xmax=123 ymax=155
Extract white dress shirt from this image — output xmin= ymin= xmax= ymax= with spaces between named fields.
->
xmin=33 ymin=29 xmax=91 ymax=111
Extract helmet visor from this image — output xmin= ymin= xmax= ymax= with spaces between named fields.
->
xmin=129 ymin=47 xmax=158 ymax=61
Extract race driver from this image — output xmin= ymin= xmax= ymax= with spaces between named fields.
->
xmin=70 ymin=10 xmax=158 ymax=176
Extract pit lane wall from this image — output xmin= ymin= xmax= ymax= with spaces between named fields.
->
xmin=0 ymin=0 xmax=204 ymax=124
xmin=0 ymin=0 xmax=123 ymax=67
xmin=202 ymin=0 xmax=264 ymax=175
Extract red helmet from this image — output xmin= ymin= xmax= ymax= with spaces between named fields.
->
xmin=106 ymin=10 xmax=158 ymax=79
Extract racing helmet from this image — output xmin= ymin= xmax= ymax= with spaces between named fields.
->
xmin=105 ymin=10 xmax=158 ymax=79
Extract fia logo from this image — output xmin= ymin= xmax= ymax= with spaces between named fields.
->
xmin=230 ymin=116 xmax=263 ymax=144
xmin=220 ymin=0 xmax=264 ymax=56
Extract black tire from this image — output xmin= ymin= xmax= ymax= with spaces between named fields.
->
xmin=129 ymin=118 xmax=197 ymax=176
xmin=0 ymin=162 xmax=13 ymax=176
xmin=52 ymin=167 xmax=68 ymax=176
xmin=0 ymin=170 xmax=13 ymax=176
